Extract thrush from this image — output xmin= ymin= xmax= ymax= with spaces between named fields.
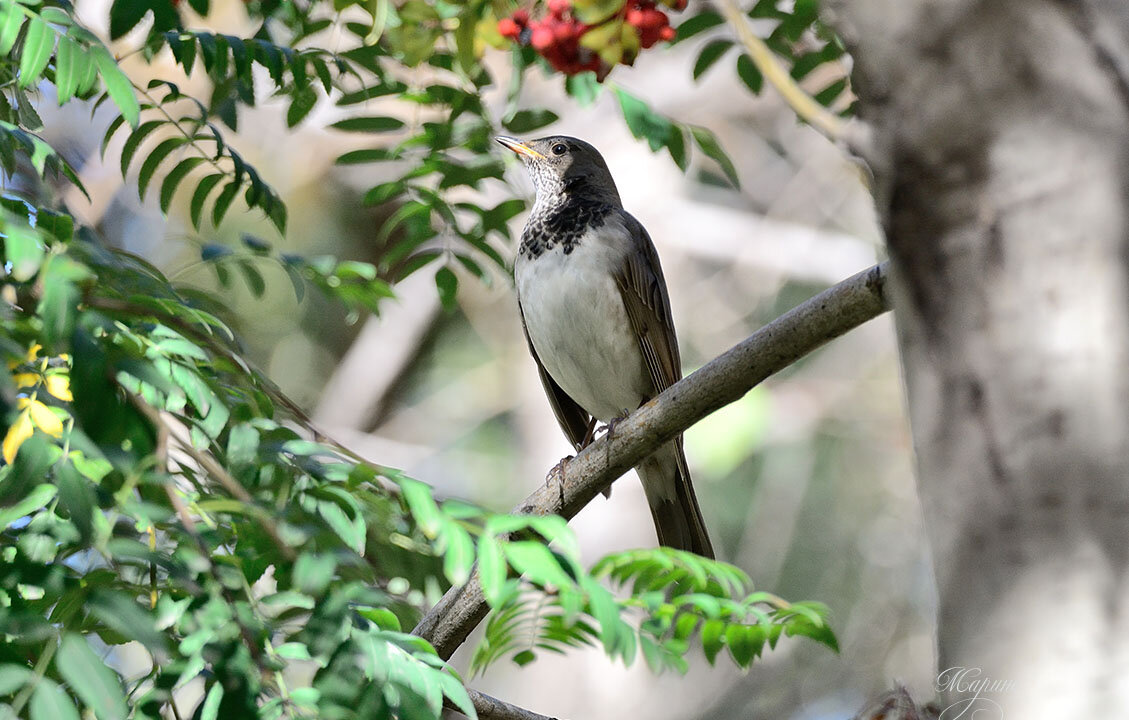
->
xmin=497 ymin=134 xmax=714 ymax=558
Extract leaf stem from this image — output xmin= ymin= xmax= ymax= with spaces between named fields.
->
xmin=716 ymin=0 xmax=846 ymax=142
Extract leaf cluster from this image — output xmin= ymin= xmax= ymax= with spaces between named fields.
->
xmin=471 ymin=547 xmax=837 ymax=674
xmin=677 ymin=0 xmax=851 ymax=112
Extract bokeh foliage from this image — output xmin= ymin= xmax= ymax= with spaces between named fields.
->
xmin=0 ymin=1 xmax=850 ymax=718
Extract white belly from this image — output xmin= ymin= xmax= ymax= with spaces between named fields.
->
xmin=517 ymin=227 xmax=650 ymax=422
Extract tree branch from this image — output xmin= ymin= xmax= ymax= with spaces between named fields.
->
xmin=413 ymin=262 xmax=891 ymax=660
xmin=458 ymin=689 xmax=562 ymax=720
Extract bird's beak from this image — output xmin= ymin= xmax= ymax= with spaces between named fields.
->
xmin=495 ymin=136 xmax=546 ymax=160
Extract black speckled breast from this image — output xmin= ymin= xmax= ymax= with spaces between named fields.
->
xmin=519 ymin=195 xmax=614 ymax=260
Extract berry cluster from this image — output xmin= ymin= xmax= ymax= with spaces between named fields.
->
xmin=625 ymin=1 xmax=678 ymax=49
xmin=499 ymin=1 xmax=601 ymax=75
xmin=498 ymin=0 xmax=684 ymax=80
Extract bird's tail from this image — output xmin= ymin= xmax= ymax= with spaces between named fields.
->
xmin=635 ymin=438 xmax=714 ymax=558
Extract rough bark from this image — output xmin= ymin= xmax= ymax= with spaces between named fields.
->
xmin=823 ymin=0 xmax=1129 ymax=715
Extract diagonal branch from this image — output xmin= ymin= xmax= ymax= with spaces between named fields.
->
xmin=716 ymin=0 xmax=873 ymax=158
xmin=413 ymin=262 xmax=891 ymax=661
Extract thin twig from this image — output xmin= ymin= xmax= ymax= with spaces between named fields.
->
xmin=413 ymin=262 xmax=891 ymax=660
xmin=717 ymin=0 xmax=871 ymax=155
xmin=129 ymin=392 xmax=297 ymax=561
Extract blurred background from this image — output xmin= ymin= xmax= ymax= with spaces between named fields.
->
xmin=43 ymin=1 xmax=933 ymax=716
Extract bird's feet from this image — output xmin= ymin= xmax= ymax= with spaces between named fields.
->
xmin=548 ymin=455 xmax=572 ymax=506
xmin=596 ymin=413 xmax=629 ymax=442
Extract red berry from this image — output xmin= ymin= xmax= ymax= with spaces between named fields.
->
xmin=498 ymin=17 xmax=520 ymax=38
xmin=531 ymin=26 xmax=555 ymax=50
xmin=659 ymin=25 xmax=676 ymax=41
xmin=625 ymin=8 xmax=645 ymax=25
xmin=548 ymin=0 xmax=570 ymax=17
xmin=512 ymin=9 xmax=530 ymax=24
xmin=641 ymin=8 xmax=667 ymax=29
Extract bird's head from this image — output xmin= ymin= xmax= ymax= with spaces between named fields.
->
xmin=496 ymin=135 xmax=621 ymax=206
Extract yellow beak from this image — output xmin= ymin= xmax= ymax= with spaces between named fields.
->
xmin=495 ymin=136 xmax=546 ymax=160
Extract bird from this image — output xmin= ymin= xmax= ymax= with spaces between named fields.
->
xmin=497 ymin=134 xmax=714 ymax=558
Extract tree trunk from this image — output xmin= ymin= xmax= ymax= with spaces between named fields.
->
xmin=824 ymin=0 xmax=1129 ymax=715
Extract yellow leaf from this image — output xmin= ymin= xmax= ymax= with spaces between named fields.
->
xmin=44 ymin=375 xmax=72 ymax=402
xmin=25 ymin=343 xmax=41 ymax=362
xmin=3 ymin=409 xmax=33 ymax=464
xmin=12 ymin=373 xmax=39 ymax=388
xmin=28 ymin=400 xmax=63 ymax=437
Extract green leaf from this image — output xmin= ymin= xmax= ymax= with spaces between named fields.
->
xmin=237 ymin=259 xmax=265 ymax=297
xmin=92 ymin=46 xmax=140 ymax=128
xmin=674 ymin=12 xmax=724 ymax=43
xmin=565 ymin=72 xmax=600 ymax=107
xmin=29 ymin=679 xmax=80 ymax=720
xmin=109 ymin=0 xmax=150 ymax=40
xmin=725 ymin=624 xmax=763 ymax=667
xmin=478 ymin=534 xmax=507 ymax=605
xmin=434 ymin=266 xmax=458 ymax=311
xmin=119 ymin=120 xmax=164 ymax=177
xmin=0 ymin=483 xmax=57 ymax=529
xmin=212 ymin=180 xmax=240 ymax=227
xmin=55 ymin=633 xmax=128 ymax=720
xmin=0 ymin=664 xmax=33 ymax=695
xmin=3 ymin=222 xmax=45 ymax=282
xmin=87 ymin=591 xmax=169 ymax=654
xmin=337 ymin=149 xmax=396 ymax=165
xmin=316 ymin=492 xmax=366 ymax=554
xmin=226 ymin=422 xmax=259 ymax=465
xmin=55 ymin=461 xmax=95 ymax=542
xmin=160 ymin=156 xmax=206 ymax=213
xmin=616 ymin=90 xmax=673 ymax=152
xmin=0 ymin=3 xmax=25 ymax=56
xmin=337 ymin=82 xmax=408 ymax=106
xmin=667 ymin=125 xmax=688 ymax=171
xmin=286 ymin=85 xmax=317 ymax=128
xmin=813 ymin=78 xmax=848 ymax=107
xmin=700 ymin=618 xmax=724 ymax=664
xmin=689 ymin=126 xmax=740 ymax=188
xmin=190 ymin=173 xmax=225 ymax=229
xmin=400 ymin=479 xmax=441 ymax=536
xmin=199 ymin=681 xmax=223 ymax=720
xmin=293 ymin=552 xmax=337 ymax=595
xmin=441 ymin=523 xmax=474 ymax=585
xmin=693 ymin=39 xmax=734 ymax=80
xmin=18 ymin=17 xmax=54 ymax=89
xmin=502 ymin=109 xmax=559 ymax=133
xmin=330 ymin=116 xmax=405 ymax=132
xmin=100 ymin=114 xmax=128 ymax=158
xmin=503 ymin=542 xmax=574 ymax=589
xmin=137 ymin=137 xmax=188 ymax=200
xmin=55 ymin=37 xmax=83 ymax=104
xmin=736 ymin=54 xmax=764 ymax=93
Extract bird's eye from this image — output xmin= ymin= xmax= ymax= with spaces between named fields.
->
xmin=551 ymin=143 xmax=568 ymax=156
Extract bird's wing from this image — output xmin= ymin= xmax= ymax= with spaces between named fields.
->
xmin=517 ymin=296 xmax=594 ymax=451
xmin=612 ymin=211 xmax=682 ymax=395
xmin=613 ymin=211 xmax=712 ymax=556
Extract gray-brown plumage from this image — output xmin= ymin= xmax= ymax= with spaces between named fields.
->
xmin=498 ymin=134 xmax=714 ymax=558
